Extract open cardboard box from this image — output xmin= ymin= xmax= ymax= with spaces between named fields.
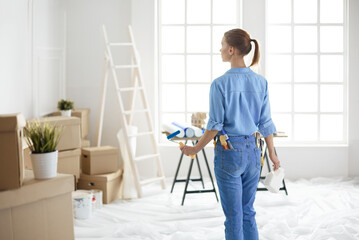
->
xmin=0 ymin=170 xmax=75 ymax=240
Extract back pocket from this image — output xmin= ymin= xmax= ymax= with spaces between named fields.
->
xmin=221 ymin=148 xmax=243 ymax=173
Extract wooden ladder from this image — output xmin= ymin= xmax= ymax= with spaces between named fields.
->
xmin=95 ymin=25 xmax=166 ymax=198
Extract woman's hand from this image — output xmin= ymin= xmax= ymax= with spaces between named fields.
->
xmin=180 ymin=144 xmax=200 ymax=156
xmin=268 ymin=150 xmax=280 ymax=171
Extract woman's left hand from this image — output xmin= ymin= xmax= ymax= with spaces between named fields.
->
xmin=180 ymin=144 xmax=200 ymax=156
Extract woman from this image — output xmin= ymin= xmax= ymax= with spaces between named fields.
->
xmin=180 ymin=28 xmax=280 ymax=240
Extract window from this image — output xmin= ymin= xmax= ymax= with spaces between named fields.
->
xmin=158 ymin=0 xmax=241 ymax=142
xmin=266 ymin=0 xmax=347 ymax=144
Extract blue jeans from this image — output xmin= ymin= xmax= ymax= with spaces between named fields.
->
xmin=214 ymin=135 xmax=261 ymax=240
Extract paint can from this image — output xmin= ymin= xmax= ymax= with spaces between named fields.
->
xmin=72 ymin=190 xmax=92 ymax=219
xmin=90 ymin=189 xmax=103 ymax=211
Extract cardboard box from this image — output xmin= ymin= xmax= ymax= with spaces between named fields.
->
xmin=81 ymin=146 xmax=119 ymax=175
xmin=77 ymin=169 xmax=122 ymax=204
xmin=28 ymin=116 xmax=81 ymax=151
xmin=51 ymin=109 xmax=90 ymax=139
xmin=81 ymin=139 xmax=91 ymax=148
xmin=0 ymin=170 xmax=75 ymax=240
xmin=0 ymin=113 xmax=26 ymax=191
xmin=58 ymin=149 xmax=81 ymax=182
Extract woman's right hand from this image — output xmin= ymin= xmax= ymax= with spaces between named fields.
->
xmin=268 ymin=151 xmax=280 ymax=171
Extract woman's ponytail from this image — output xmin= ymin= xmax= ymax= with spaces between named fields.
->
xmin=249 ymin=39 xmax=260 ymax=67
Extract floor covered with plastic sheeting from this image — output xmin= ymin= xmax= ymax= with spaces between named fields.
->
xmin=74 ymin=177 xmax=359 ymax=240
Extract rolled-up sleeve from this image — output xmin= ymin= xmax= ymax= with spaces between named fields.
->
xmin=258 ymin=81 xmax=277 ymax=137
xmin=206 ymin=81 xmax=224 ymax=131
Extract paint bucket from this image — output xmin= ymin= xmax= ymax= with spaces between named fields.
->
xmin=90 ymin=189 xmax=103 ymax=211
xmin=72 ymin=190 xmax=92 ymax=219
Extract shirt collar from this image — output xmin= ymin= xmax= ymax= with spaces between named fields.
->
xmin=225 ymin=67 xmax=251 ymax=74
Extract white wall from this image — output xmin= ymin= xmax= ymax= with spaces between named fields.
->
xmin=0 ymin=0 xmax=66 ymax=119
xmin=0 ymin=0 xmax=31 ymax=117
xmin=66 ymin=0 xmax=132 ymax=150
xmin=348 ymin=0 xmax=359 ymax=176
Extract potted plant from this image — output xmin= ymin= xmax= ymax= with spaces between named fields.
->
xmin=57 ymin=99 xmax=74 ymax=116
xmin=24 ymin=120 xmax=63 ymax=179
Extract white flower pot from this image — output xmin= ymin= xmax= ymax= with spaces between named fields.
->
xmin=61 ymin=110 xmax=72 ymax=117
xmin=31 ymin=151 xmax=58 ymax=179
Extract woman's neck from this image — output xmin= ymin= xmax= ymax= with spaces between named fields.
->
xmin=230 ymin=55 xmax=247 ymax=68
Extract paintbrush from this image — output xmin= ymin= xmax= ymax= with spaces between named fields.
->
xmin=167 ymin=130 xmax=196 ymax=159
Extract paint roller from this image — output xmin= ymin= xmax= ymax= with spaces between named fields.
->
xmin=167 ymin=130 xmax=196 ymax=159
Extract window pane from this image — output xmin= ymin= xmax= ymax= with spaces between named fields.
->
xmin=294 ymin=0 xmax=317 ymax=23
xmin=212 ymin=55 xmax=230 ymax=79
xmin=320 ymin=114 xmax=343 ymax=141
xmin=162 ymin=84 xmax=185 ymax=111
xmin=269 ymin=84 xmax=292 ymax=112
xmin=162 ymin=113 xmax=186 ymax=125
xmin=187 ymin=55 xmax=211 ymax=82
xmin=266 ymin=55 xmax=291 ymax=82
xmin=320 ymin=0 xmax=343 ymax=23
xmin=294 ymin=114 xmax=318 ymax=141
xmin=213 ymin=0 xmax=237 ymax=24
xmin=213 ymin=26 xmax=235 ymax=53
xmin=320 ymin=26 xmax=343 ymax=52
xmin=161 ymin=27 xmax=184 ymax=53
xmin=267 ymin=26 xmax=291 ymax=53
xmin=320 ymin=85 xmax=343 ymax=112
xmin=161 ymin=0 xmax=185 ymax=24
xmin=187 ymin=26 xmax=211 ymax=53
xmin=320 ymin=55 xmax=343 ymax=82
xmin=187 ymin=0 xmax=211 ymax=24
xmin=187 ymin=84 xmax=210 ymax=112
xmin=294 ymin=55 xmax=318 ymax=82
xmin=294 ymin=26 xmax=317 ymax=53
xmin=162 ymin=55 xmax=184 ymax=82
xmin=272 ymin=114 xmax=292 ymax=141
xmin=267 ymin=0 xmax=291 ymax=23
xmin=294 ymin=84 xmax=318 ymax=112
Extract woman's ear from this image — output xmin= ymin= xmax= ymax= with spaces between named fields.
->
xmin=229 ymin=46 xmax=234 ymax=56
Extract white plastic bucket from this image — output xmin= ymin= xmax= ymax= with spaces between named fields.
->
xmin=72 ymin=190 xmax=92 ymax=219
xmin=31 ymin=151 xmax=58 ymax=179
xmin=61 ymin=110 xmax=72 ymax=117
xmin=90 ymin=189 xmax=103 ymax=211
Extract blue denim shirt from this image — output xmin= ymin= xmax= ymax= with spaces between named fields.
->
xmin=206 ymin=67 xmax=276 ymax=137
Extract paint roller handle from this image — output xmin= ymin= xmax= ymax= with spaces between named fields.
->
xmin=179 ymin=142 xmax=196 ymax=159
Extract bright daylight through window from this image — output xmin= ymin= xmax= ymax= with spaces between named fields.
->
xmin=159 ymin=0 xmax=347 ymax=144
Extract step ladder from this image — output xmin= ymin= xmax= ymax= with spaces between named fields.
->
xmin=95 ymin=25 xmax=166 ymax=198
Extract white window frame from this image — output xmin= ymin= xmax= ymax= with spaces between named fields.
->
xmin=158 ymin=0 xmax=242 ymax=143
xmin=265 ymin=0 xmax=348 ymax=145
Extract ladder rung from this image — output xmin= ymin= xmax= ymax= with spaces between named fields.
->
xmin=140 ymin=176 xmax=165 ymax=186
xmin=128 ymin=131 xmax=154 ymax=137
xmin=123 ymin=109 xmax=149 ymax=115
xmin=108 ymin=42 xmax=133 ymax=46
xmin=135 ymin=154 xmax=160 ymax=162
xmin=117 ymin=87 xmax=144 ymax=92
xmin=113 ymin=65 xmax=138 ymax=69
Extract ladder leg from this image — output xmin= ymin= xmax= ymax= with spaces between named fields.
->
xmin=95 ymin=56 xmax=109 ymax=147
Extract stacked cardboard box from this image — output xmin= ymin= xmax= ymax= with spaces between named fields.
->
xmin=0 ymin=113 xmax=26 ymax=191
xmin=25 ymin=116 xmax=82 ymax=183
xmin=0 ymin=170 xmax=75 ymax=240
xmin=77 ymin=146 xmax=122 ymax=204
xmin=50 ymin=108 xmax=91 ymax=148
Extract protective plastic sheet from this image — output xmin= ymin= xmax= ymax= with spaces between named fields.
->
xmin=74 ymin=177 xmax=359 ymax=240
